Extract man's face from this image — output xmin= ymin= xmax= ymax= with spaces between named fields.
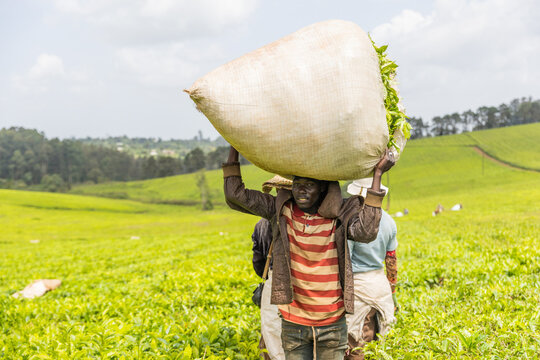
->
xmin=292 ymin=177 xmax=324 ymax=212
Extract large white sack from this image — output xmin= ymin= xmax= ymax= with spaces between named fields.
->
xmin=186 ymin=20 xmax=391 ymax=181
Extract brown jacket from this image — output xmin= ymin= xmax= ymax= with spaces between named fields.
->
xmin=223 ymin=162 xmax=385 ymax=314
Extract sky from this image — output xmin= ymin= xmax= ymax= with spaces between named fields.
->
xmin=0 ymin=0 xmax=539 ymax=140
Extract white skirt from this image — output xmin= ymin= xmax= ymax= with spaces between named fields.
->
xmin=346 ymin=268 xmax=396 ymax=342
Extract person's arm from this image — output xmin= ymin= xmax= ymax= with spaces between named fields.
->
xmin=223 ymin=146 xmax=276 ymax=219
xmin=371 ymin=149 xmax=395 ymax=192
xmin=348 ymin=149 xmax=395 ymax=242
xmin=227 ymin=146 xmax=239 ymax=163
xmin=252 ymin=219 xmax=272 ymax=278
xmin=385 ymin=250 xmax=398 ymax=312
xmin=386 ymin=218 xmax=398 ymax=311
xmin=385 ymin=250 xmax=398 ymax=293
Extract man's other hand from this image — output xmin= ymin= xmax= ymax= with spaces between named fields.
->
xmin=375 ymin=149 xmax=396 ymax=175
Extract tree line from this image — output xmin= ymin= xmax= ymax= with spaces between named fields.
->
xmin=407 ymin=97 xmax=539 ymax=139
xmin=0 ymin=127 xmax=239 ymax=192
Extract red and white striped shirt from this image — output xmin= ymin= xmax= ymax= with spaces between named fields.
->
xmin=278 ymin=202 xmax=344 ymax=326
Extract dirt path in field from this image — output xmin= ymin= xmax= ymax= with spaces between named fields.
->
xmin=472 ymin=146 xmax=539 ymax=172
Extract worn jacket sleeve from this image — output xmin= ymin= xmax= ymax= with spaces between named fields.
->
xmin=223 ymin=162 xmax=276 ymax=219
xmin=347 ymin=188 xmax=385 ymax=243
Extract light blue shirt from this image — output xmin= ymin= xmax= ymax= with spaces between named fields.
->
xmin=348 ymin=210 xmax=397 ymax=273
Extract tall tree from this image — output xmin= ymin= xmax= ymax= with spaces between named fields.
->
xmin=184 ymin=147 xmax=206 ymax=173
xmin=196 ymin=170 xmax=213 ymax=211
xmin=142 ymin=157 xmax=158 ymax=179
xmin=408 ymin=117 xmax=429 ymax=139
xmin=206 ymin=146 xmax=229 ymax=170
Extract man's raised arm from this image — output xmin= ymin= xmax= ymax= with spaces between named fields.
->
xmin=348 ymin=149 xmax=395 ymax=243
xmin=222 ymin=146 xmax=276 ymax=219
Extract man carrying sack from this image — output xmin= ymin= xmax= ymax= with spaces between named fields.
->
xmin=222 ymin=146 xmax=395 ymax=360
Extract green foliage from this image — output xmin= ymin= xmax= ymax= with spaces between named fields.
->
xmin=184 ymin=148 xmax=206 ymax=173
xmin=0 ymin=190 xmax=261 ymax=359
xmin=40 ymin=174 xmax=67 ymax=193
xmin=0 ymin=128 xmax=221 ymax=190
xmin=0 ymin=127 xmax=145 ymax=186
xmin=426 ymin=97 xmax=540 ymax=138
xmin=371 ymin=40 xmax=412 ymax=149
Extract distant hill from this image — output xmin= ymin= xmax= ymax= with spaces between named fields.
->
xmin=75 ymin=134 xmax=228 ymax=157
xmin=71 ymin=123 xmax=540 ymax=209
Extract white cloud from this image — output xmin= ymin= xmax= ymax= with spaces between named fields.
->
xmin=27 ymin=53 xmax=65 ymax=79
xmin=52 ymin=0 xmax=259 ymax=44
xmin=49 ymin=0 xmax=259 ymax=89
xmin=371 ymin=0 xmax=540 ymax=120
xmin=12 ymin=53 xmax=89 ymax=93
xmin=115 ymin=43 xmax=223 ymax=87
xmin=372 ymin=9 xmax=432 ymax=38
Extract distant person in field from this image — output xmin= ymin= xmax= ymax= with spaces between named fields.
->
xmin=344 ymin=179 xmax=398 ymax=360
xmin=253 ymin=176 xmax=292 ymax=360
xmin=223 ymin=146 xmax=394 ymax=360
xmin=432 ymin=204 xmax=444 ymax=216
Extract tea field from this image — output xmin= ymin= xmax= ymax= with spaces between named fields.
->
xmin=0 ymin=191 xmax=262 ymax=359
xmin=1 ymin=124 xmax=539 ymax=359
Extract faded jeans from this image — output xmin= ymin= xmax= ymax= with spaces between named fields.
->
xmin=281 ymin=317 xmax=348 ymax=360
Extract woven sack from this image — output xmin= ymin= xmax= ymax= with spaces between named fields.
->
xmin=186 ymin=20 xmax=390 ymax=180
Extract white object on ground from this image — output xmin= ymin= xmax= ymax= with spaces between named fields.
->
xmin=12 ymin=279 xmax=61 ymax=299
xmin=186 ymin=20 xmax=404 ymax=181
xmin=260 ymin=271 xmax=285 ymax=360
xmin=451 ymin=204 xmax=463 ymax=211
xmin=393 ymin=212 xmax=404 ymax=218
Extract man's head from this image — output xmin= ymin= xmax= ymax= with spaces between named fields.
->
xmin=292 ymin=176 xmax=328 ymax=214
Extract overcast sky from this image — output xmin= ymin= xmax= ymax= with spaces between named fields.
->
xmin=1 ymin=0 xmax=539 ymax=140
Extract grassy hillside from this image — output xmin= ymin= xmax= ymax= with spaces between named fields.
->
xmin=71 ymin=165 xmax=274 ymax=206
xmin=466 ymin=123 xmax=540 ymax=170
xmin=2 ymin=124 xmax=539 ymax=358
xmin=71 ymin=124 xmax=539 ymax=210
xmin=408 ymin=123 xmax=540 ymax=170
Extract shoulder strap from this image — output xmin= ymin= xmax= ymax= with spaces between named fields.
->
xmin=262 ymin=240 xmax=274 ymax=280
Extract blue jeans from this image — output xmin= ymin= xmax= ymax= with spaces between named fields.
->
xmin=281 ymin=317 xmax=348 ymax=360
